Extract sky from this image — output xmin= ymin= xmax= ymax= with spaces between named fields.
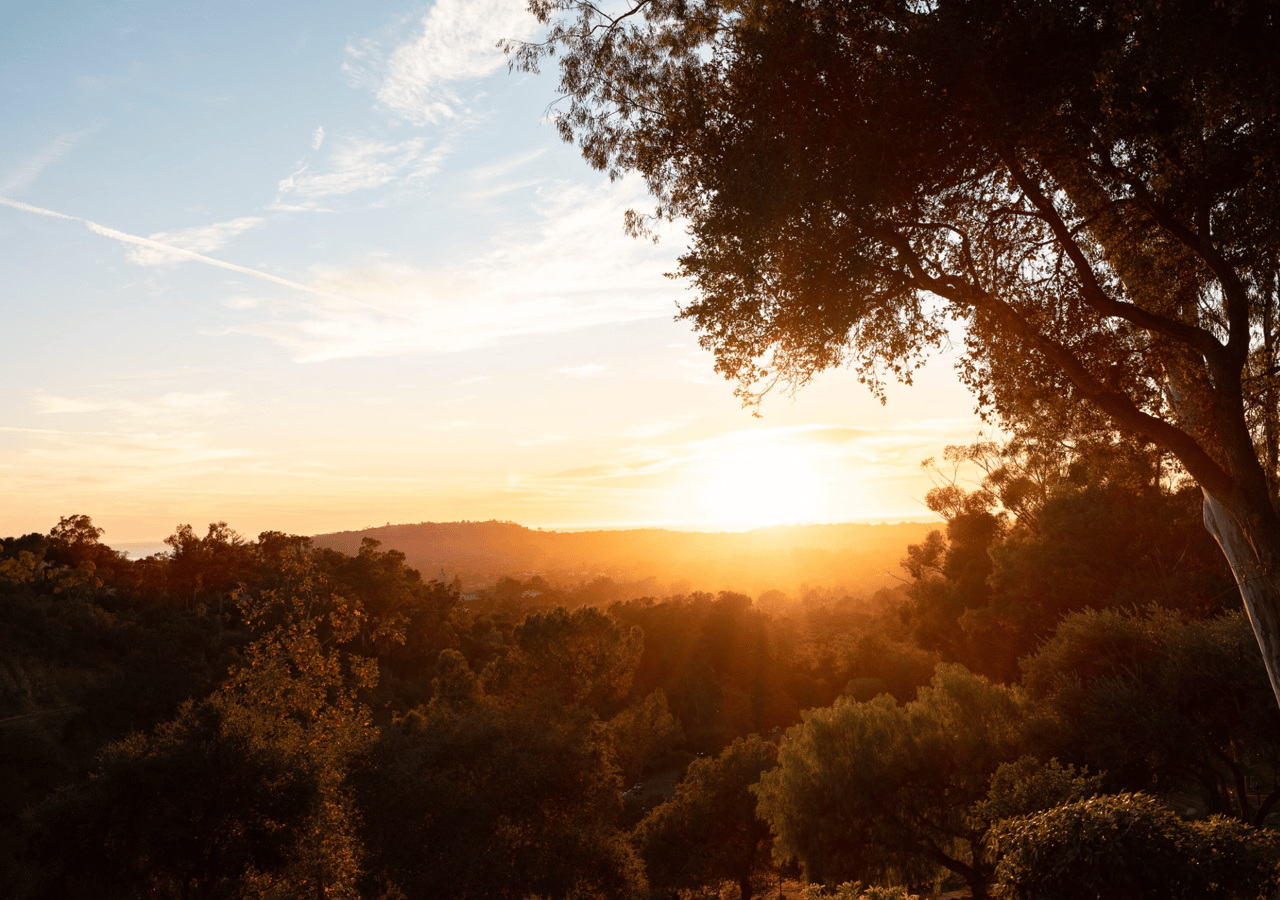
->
xmin=0 ymin=0 xmax=986 ymax=545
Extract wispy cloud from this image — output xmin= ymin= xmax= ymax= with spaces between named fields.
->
xmin=127 ymin=216 xmax=265 ymax=267
xmin=355 ymin=0 xmax=538 ymax=124
xmin=311 ymin=126 xmax=325 ymax=151
xmin=518 ymin=433 xmax=569 ymax=447
xmin=545 ymin=421 xmax=979 ymax=487
xmin=0 ymin=196 xmax=77 ymax=221
xmin=1 ymin=130 xmax=91 ymax=194
xmin=0 ymin=196 xmax=398 ymax=313
xmin=276 ymin=137 xmax=434 ymax=203
xmin=624 ymin=421 xmax=685 ymax=439
xmin=468 ymin=149 xmax=546 ymax=182
xmin=233 ymin=176 xmax=680 ymax=361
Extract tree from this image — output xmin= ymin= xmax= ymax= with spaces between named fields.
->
xmin=989 ymin=793 xmax=1280 ymax=900
xmin=752 ymin=665 xmax=1029 ymax=898
xmin=1021 ymin=608 xmax=1280 ymax=824
xmin=46 ymin=514 xmax=105 ymax=566
xmin=164 ymin=522 xmax=255 ymax=614
xmin=484 ymin=605 xmax=643 ymax=716
xmin=635 ymin=735 xmax=777 ymax=900
xmin=25 ymin=696 xmax=324 ymax=900
xmin=351 ymin=653 xmax=647 ymax=900
xmin=25 ymin=540 xmax=381 ymax=899
xmin=603 ymin=688 xmax=684 ymax=783
xmin=44 ymin=515 xmax=123 ymax=597
xmin=902 ymin=439 xmax=1234 ymax=680
xmin=509 ymin=0 xmax=1280 ymax=706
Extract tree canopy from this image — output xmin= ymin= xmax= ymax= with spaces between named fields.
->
xmin=510 ymin=0 xmax=1280 ymax=704
xmin=753 ymin=665 xmax=1029 ymax=898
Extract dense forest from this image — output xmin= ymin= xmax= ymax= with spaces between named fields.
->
xmin=5 ymin=438 xmax=1280 ymax=899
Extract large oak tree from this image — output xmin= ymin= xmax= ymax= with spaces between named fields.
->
xmin=509 ymin=0 xmax=1280 ymax=701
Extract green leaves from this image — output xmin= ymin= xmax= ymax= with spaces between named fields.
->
xmin=754 ymin=665 xmax=1029 ymax=894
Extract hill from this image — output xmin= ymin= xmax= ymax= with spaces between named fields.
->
xmin=311 ymin=520 xmax=938 ymax=599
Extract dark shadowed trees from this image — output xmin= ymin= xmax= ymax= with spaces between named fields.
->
xmin=902 ymin=439 xmax=1235 ymax=680
xmin=484 ymin=605 xmax=643 ymax=716
xmin=25 ymin=696 xmax=324 ymax=900
xmin=352 ymin=650 xmax=647 ymax=900
xmin=636 ymin=735 xmax=777 ymax=900
xmin=1022 ymin=607 xmax=1280 ymax=823
xmin=24 ymin=541 xmax=380 ymax=900
xmin=509 ymin=0 xmax=1280 ymax=707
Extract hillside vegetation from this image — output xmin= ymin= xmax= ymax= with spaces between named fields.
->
xmin=312 ymin=520 xmax=936 ymax=597
xmin=4 ymin=443 xmax=1280 ymax=899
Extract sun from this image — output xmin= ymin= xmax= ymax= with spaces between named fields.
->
xmin=701 ymin=444 xmax=826 ymax=528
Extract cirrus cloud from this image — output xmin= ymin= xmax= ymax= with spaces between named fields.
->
xmin=127 ymin=217 xmax=265 ymax=267
xmin=358 ymin=0 xmax=539 ymax=124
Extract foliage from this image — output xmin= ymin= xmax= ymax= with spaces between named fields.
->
xmin=1022 ymin=608 xmax=1280 ymax=822
xmin=352 ymin=679 xmax=646 ymax=899
xmin=753 ymin=665 xmax=1029 ymax=898
xmin=24 ymin=695 xmax=324 ymax=900
xmin=22 ymin=541 xmax=384 ymax=899
xmin=989 ymin=793 xmax=1280 ymax=900
xmin=970 ymin=757 xmax=1105 ymax=833
xmin=163 ymin=522 xmax=256 ymax=613
xmin=901 ymin=441 xmax=1233 ymax=680
xmin=635 ymin=735 xmax=777 ymax=900
xmin=603 ymin=688 xmax=684 ymax=783
xmin=8 ymin=510 xmax=1280 ymax=900
xmin=609 ymin=590 xmax=901 ymax=751
xmin=510 ymin=0 xmax=1280 ymax=711
xmin=799 ymin=883 xmax=918 ymax=900
xmin=485 ymin=605 xmax=643 ymax=716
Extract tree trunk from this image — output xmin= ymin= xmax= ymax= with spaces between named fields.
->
xmin=1202 ymin=492 xmax=1280 ymax=710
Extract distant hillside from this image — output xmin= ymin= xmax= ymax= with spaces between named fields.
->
xmin=311 ymin=520 xmax=939 ymax=599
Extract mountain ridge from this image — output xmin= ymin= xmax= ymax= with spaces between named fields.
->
xmin=312 ymin=520 xmax=939 ymax=598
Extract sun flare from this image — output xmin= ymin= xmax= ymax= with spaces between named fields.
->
xmin=701 ymin=444 xmax=826 ymax=527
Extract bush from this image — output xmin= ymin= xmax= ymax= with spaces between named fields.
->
xmin=799 ymin=882 xmax=918 ymax=900
xmin=989 ymin=793 xmax=1280 ymax=900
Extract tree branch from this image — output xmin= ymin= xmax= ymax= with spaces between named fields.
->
xmin=879 ymin=228 xmax=1239 ymax=500
xmin=1000 ymin=149 xmax=1228 ymax=361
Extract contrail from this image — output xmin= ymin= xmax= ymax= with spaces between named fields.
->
xmin=0 ymin=195 xmax=404 ymax=316
xmin=83 ymin=221 xmax=340 ymax=299
xmin=0 ymin=196 xmax=76 ymax=221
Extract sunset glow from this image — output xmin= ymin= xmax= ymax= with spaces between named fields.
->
xmin=702 ymin=444 xmax=826 ymax=528
xmin=0 ymin=1 xmax=982 ymax=542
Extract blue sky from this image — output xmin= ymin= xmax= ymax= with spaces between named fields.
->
xmin=0 ymin=0 xmax=983 ymax=544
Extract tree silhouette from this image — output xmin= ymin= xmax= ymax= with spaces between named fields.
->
xmin=636 ymin=735 xmax=777 ymax=900
xmin=509 ymin=0 xmax=1280 ymax=707
xmin=352 ymin=651 xmax=647 ymax=900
